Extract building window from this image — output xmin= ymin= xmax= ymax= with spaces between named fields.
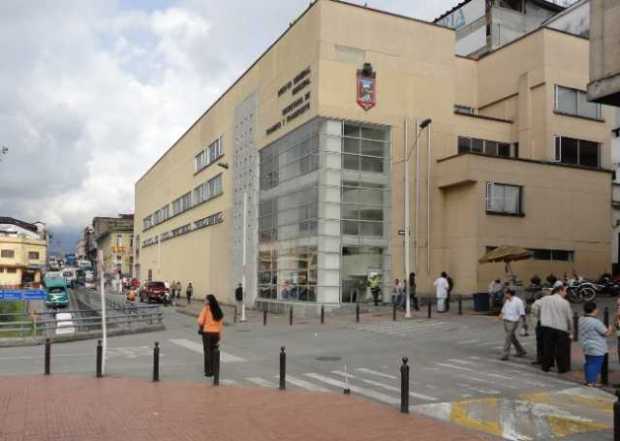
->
xmin=555 ymin=85 xmax=602 ymax=120
xmin=486 ymin=246 xmax=574 ymax=262
xmin=172 ymin=192 xmax=192 ymax=216
xmin=458 ymin=136 xmax=515 ymax=158
xmin=341 ymin=181 xmax=384 ymax=236
xmin=194 ymin=174 xmax=223 ymax=205
xmin=258 ymin=246 xmax=317 ymax=302
xmin=454 ymin=105 xmax=475 ymax=114
xmin=1 ymin=249 xmax=15 ymax=258
xmin=195 ymin=136 xmax=224 ymax=173
xmin=143 ymin=215 xmax=152 ymax=230
xmin=554 ymin=136 xmax=600 ymax=167
xmin=28 ymin=251 xmax=40 ymax=260
xmin=6 ymin=267 xmax=16 ymax=273
xmin=485 ymin=182 xmax=523 ymax=215
xmin=342 ymin=123 xmax=388 ymax=173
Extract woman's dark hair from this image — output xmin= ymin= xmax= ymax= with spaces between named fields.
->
xmin=583 ymin=301 xmax=596 ymax=314
xmin=207 ymin=294 xmax=224 ymax=321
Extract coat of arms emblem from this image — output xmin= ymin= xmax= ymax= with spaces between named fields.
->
xmin=356 ymin=63 xmax=376 ymax=111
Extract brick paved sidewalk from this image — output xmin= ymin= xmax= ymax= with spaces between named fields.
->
xmin=0 ymin=376 xmax=498 ymax=441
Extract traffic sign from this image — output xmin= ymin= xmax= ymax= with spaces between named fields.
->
xmin=0 ymin=289 xmax=46 ymax=301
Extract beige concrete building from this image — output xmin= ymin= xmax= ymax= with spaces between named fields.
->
xmin=588 ymin=0 xmax=620 ymax=106
xmin=0 ymin=218 xmax=48 ymax=288
xmin=94 ymin=215 xmax=134 ymax=279
xmin=134 ymin=0 xmax=615 ymax=308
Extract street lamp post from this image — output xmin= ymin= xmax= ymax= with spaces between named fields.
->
xmin=404 ymin=118 xmax=432 ymax=318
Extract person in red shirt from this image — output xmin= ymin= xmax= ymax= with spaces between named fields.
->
xmin=197 ymin=294 xmax=224 ymax=377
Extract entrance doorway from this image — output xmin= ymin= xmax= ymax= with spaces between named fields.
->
xmin=341 ymin=246 xmax=384 ymax=303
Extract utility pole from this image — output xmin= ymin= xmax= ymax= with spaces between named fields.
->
xmin=404 ymin=118 xmax=432 ymax=318
xmin=98 ymin=249 xmax=107 ymax=375
xmin=241 ymin=191 xmax=247 ymax=322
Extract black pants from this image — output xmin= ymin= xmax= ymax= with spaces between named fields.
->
xmin=202 ymin=332 xmax=220 ymax=376
xmin=446 ymin=292 xmax=452 ymax=311
xmin=187 ymin=293 xmax=192 ymax=304
xmin=371 ymin=289 xmax=380 ymax=306
xmin=541 ymin=327 xmax=571 ymax=373
xmin=535 ymin=321 xmax=544 ymax=363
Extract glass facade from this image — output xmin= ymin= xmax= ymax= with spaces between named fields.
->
xmin=257 ymin=118 xmax=391 ymax=305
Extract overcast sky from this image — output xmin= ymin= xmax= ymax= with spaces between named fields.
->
xmin=0 ymin=0 xmax=476 ymax=247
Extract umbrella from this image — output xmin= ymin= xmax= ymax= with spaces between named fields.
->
xmin=478 ymin=246 xmax=531 ymax=264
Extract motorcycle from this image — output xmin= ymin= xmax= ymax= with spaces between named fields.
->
xmin=596 ymin=274 xmax=620 ymax=297
xmin=566 ymin=280 xmax=598 ymax=303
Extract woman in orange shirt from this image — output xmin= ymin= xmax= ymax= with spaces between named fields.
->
xmin=198 ymin=294 xmax=224 ymax=377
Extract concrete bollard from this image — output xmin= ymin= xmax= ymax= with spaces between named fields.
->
xmin=393 ymin=303 xmax=397 ymax=321
xmin=573 ymin=312 xmax=579 ymax=342
xmin=279 ymin=346 xmax=286 ymax=391
xmin=603 ymin=307 xmax=610 ymax=386
xmin=343 ymin=362 xmax=351 ymax=395
xmin=458 ymin=295 xmax=463 ymax=315
xmin=233 ymin=306 xmax=238 ymax=323
xmin=263 ymin=309 xmax=267 ymax=326
xmin=96 ymin=339 xmax=102 ymax=378
xmin=44 ymin=338 xmax=51 ymax=376
xmin=153 ymin=342 xmax=160 ymax=382
xmin=400 ymin=357 xmax=410 ymax=414
xmin=427 ymin=299 xmax=432 ymax=319
xmin=213 ymin=348 xmax=220 ymax=386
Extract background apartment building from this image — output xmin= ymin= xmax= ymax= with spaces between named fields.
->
xmin=0 ymin=217 xmax=48 ymax=288
xmin=93 ymin=215 xmax=134 ymax=280
xmin=134 ymin=0 xmax=614 ymax=309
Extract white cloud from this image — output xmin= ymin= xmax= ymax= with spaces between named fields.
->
xmin=0 ymin=0 xmax=461 ymax=236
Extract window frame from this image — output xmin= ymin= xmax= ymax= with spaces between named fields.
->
xmin=554 ymin=136 xmax=600 ymax=168
xmin=485 ymin=182 xmax=524 ymax=217
xmin=458 ymin=136 xmax=517 ymax=158
xmin=554 ymin=85 xmax=602 ymax=121
xmin=1 ymin=249 xmax=16 ymax=258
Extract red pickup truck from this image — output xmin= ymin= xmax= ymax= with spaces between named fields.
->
xmin=139 ymin=281 xmax=169 ymax=304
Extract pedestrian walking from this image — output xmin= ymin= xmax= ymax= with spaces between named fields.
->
xmin=176 ymin=281 xmax=182 ymax=299
xmin=539 ymin=284 xmax=573 ymax=373
xmin=391 ymin=278 xmax=403 ymax=308
xmin=446 ymin=274 xmax=454 ymax=312
xmin=579 ymin=301 xmax=611 ymax=387
xmin=186 ymin=282 xmax=193 ymax=304
xmin=530 ymin=290 xmax=549 ymax=365
xmin=409 ymin=272 xmax=419 ymax=311
xmin=433 ymin=272 xmax=449 ymax=313
xmin=197 ymin=294 xmax=224 ymax=377
xmin=499 ymin=288 xmax=527 ymax=361
xmin=368 ymin=273 xmax=381 ymax=306
xmin=235 ymin=283 xmax=243 ymax=312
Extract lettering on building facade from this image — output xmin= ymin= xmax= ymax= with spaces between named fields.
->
xmin=266 ymin=66 xmax=312 ymax=136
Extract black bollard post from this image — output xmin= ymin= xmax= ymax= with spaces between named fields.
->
xmin=603 ymin=308 xmax=610 ymax=386
xmin=458 ymin=295 xmax=463 ymax=316
xmin=289 ymin=307 xmax=293 ymax=326
xmin=263 ymin=309 xmax=267 ymax=326
xmin=356 ymin=303 xmax=360 ymax=323
xmin=614 ymin=388 xmax=620 ymax=441
xmin=573 ymin=312 xmax=579 ymax=342
xmin=279 ymin=346 xmax=286 ymax=391
xmin=213 ymin=348 xmax=220 ymax=386
xmin=320 ymin=305 xmax=325 ymax=324
xmin=393 ymin=303 xmax=397 ymax=321
xmin=44 ymin=338 xmax=51 ymax=375
xmin=96 ymin=339 xmax=102 ymax=378
xmin=427 ymin=298 xmax=432 ymax=319
xmin=153 ymin=342 xmax=160 ymax=382
xmin=400 ymin=357 xmax=410 ymax=414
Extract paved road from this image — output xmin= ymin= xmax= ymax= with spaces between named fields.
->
xmin=0 ymin=298 xmax=616 ymax=441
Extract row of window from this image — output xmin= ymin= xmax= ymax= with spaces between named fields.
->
xmin=555 ymin=85 xmax=602 ymax=120
xmin=194 ymin=136 xmax=224 ymax=173
xmin=342 ymin=123 xmax=388 ymax=174
xmin=0 ymin=267 xmax=17 ymax=273
xmin=458 ymin=137 xmax=516 ymax=158
xmin=143 ymin=174 xmax=223 ymax=231
xmin=487 ymin=246 xmax=574 ymax=262
xmin=0 ymin=250 xmax=39 ymax=259
xmin=143 ymin=212 xmax=224 ymax=248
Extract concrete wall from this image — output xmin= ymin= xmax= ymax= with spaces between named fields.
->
xmin=588 ymin=0 xmax=620 ymax=105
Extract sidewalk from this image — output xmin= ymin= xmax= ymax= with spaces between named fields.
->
xmin=0 ymin=375 xmax=498 ymax=441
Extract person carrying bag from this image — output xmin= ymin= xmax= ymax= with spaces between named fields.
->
xmin=197 ymin=294 xmax=224 ymax=377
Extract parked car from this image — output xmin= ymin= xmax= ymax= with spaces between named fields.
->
xmin=139 ymin=281 xmax=169 ymax=304
xmin=62 ymin=268 xmax=77 ymax=288
xmin=45 ymin=279 xmax=70 ymax=309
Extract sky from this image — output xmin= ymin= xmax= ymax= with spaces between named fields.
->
xmin=0 ymin=0 xmax=569 ymax=252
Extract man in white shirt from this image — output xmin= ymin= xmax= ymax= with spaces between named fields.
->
xmin=499 ymin=288 xmax=527 ymax=361
xmin=539 ymin=284 xmax=573 ymax=373
xmin=433 ymin=272 xmax=449 ymax=313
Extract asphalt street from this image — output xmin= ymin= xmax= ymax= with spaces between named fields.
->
xmin=0 ymin=298 xmax=616 ymax=441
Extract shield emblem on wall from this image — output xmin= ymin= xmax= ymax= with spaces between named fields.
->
xmin=356 ymin=63 xmax=376 ymax=111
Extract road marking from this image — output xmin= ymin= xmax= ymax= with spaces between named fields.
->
xmin=284 ymin=375 xmax=330 ymax=392
xmin=461 ymin=383 xmax=501 ymax=395
xmin=221 ymin=379 xmax=238 ymax=385
xmin=304 ymin=373 xmax=401 ymax=406
xmin=331 ymin=370 xmax=438 ymax=401
xmin=245 ymin=377 xmax=276 ymax=388
xmin=168 ymin=338 xmax=246 ymax=363
xmin=356 ymin=368 xmax=397 ymax=380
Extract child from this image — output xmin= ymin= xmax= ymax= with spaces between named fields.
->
xmin=578 ymin=301 xmax=611 ymax=387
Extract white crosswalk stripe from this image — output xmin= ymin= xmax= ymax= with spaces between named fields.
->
xmin=304 ymin=373 xmax=402 ymax=406
xmin=331 ymin=370 xmax=438 ymax=402
xmin=221 ymin=379 xmax=239 ymax=386
xmin=245 ymin=377 xmax=276 ymax=388
xmin=168 ymin=338 xmax=247 ymax=363
xmin=283 ymin=375 xmax=331 ymax=392
xmin=356 ymin=368 xmax=397 ymax=380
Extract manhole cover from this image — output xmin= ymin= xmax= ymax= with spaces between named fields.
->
xmin=315 ymin=356 xmax=342 ymax=362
